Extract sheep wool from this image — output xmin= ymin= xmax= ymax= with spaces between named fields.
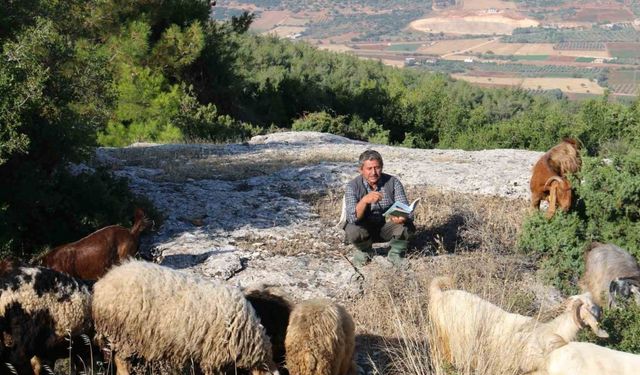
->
xmin=428 ymin=277 xmax=606 ymax=374
xmin=0 ymin=264 xmax=93 ymax=374
xmin=92 ymin=260 xmax=275 ymax=374
xmin=285 ymin=298 xmax=356 ymax=375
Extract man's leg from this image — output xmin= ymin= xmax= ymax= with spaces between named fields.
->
xmin=344 ymin=223 xmax=374 ymax=267
xmin=380 ymin=220 xmax=416 ymax=266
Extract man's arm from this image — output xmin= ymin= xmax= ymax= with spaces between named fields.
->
xmin=345 ymin=184 xmax=359 ymax=223
xmin=345 ymin=183 xmax=383 ymax=223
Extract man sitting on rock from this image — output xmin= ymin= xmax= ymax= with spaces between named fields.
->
xmin=342 ymin=149 xmax=415 ymax=267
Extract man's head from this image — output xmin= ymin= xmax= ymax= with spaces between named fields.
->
xmin=359 ymin=150 xmax=383 ymax=187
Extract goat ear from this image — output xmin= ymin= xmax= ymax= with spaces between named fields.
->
xmin=574 ymin=299 xmax=610 ymax=338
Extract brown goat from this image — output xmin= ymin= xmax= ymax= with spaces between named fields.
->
xmin=530 ymin=139 xmax=581 ymax=218
xmin=38 ymin=208 xmax=151 ymax=280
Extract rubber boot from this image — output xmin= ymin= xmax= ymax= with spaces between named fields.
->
xmin=388 ymin=239 xmax=408 ymax=268
xmin=351 ymin=239 xmax=373 ymax=267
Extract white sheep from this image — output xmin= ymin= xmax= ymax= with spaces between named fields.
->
xmin=428 ymin=277 xmax=608 ymax=374
xmin=0 ymin=260 xmax=93 ymax=375
xmin=579 ymin=242 xmax=640 ymax=308
xmin=285 ymin=298 xmax=357 ymax=375
xmin=91 ymin=260 xmax=279 ymax=375
xmin=532 ymin=341 xmax=640 ymax=375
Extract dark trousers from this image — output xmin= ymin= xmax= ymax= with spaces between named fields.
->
xmin=345 ymin=218 xmax=415 ymax=245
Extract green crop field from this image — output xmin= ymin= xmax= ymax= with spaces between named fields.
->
xmin=513 ymin=55 xmax=549 ymax=61
xmin=386 ymin=43 xmax=422 ymax=52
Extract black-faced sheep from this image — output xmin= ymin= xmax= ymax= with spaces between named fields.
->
xmin=284 ymin=298 xmax=356 ymax=375
xmin=244 ymin=285 xmax=293 ymax=372
xmin=0 ymin=261 xmax=94 ymax=375
xmin=428 ymin=277 xmax=607 ymax=374
xmin=579 ymin=242 xmax=640 ymax=308
xmin=532 ymin=341 xmax=640 ymax=375
xmin=91 ymin=260 xmax=279 ymax=375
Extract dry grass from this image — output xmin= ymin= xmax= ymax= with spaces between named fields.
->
xmin=349 ymin=251 xmax=545 ymax=375
xmin=309 ymin=186 xmax=550 ymax=375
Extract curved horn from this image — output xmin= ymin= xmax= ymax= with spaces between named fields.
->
xmin=571 ymin=298 xmax=584 ymax=328
xmin=544 ymin=175 xmax=564 ymax=189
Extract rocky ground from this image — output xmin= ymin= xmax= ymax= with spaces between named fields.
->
xmin=94 ymin=131 xmax=543 ymax=304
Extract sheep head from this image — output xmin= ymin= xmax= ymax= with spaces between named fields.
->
xmin=568 ymin=294 xmax=609 ymax=338
xmin=609 ymin=278 xmax=640 ymax=308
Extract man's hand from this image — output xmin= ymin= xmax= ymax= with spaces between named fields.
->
xmin=362 ymin=191 xmax=383 ymax=204
xmin=389 ymin=215 xmax=406 ymax=224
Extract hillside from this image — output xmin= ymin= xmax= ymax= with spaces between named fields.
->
xmin=95 ymin=131 xmax=562 ymax=372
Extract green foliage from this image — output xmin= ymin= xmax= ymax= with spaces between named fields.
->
xmin=0 ymin=8 xmax=141 ymax=256
xmin=151 ymin=21 xmax=206 ymax=79
xmin=291 ymin=111 xmax=389 ymax=144
xmin=578 ymin=153 xmax=640 ymax=250
xmin=173 ymin=89 xmax=259 ymax=142
xmin=518 ymin=212 xmax=586 ymax=294
xmin=0 ymin=168 xmax=146 ymax=257
xmin=598 ymin=301 xmax=640 ymax=353
xmin=519 ymin=146 xmax=640 ymax=293
xmin=99 ymin=65 xmax=183 ymax=146
xmin=580 ymin=299 xmax=640 ymax=354
xmin=292 ymin=111 xmax=353 ymax=136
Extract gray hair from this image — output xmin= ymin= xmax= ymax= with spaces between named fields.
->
xmin=358 ymin=150 xmax=383 ymax=168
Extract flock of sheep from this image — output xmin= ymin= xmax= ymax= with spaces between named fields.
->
xmin=1 ymin=138 xmax=640 ymax=374
xmin=428 ymin=241 xmax=640 ymax=375
xmin=0 ymin=259 xmax=357 ymax=375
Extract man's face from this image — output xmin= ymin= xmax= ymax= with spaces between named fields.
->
xmin=360 ymin=159 xmax=382 ymax=187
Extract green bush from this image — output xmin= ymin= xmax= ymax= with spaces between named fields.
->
xmin=579 ymin=300 xmax=640 ymax=354
xmin=173 ymin=90 xmax=259 ymax=142
xmin=520 ymin=146 xmax=640 ymax=352
xmin=291 ymin=111 xmax=389 ymax=144
xmin=518 ymin=212 xmax=586 ymax=294
xmin=0 ymin=168 xmax=155 ymax=258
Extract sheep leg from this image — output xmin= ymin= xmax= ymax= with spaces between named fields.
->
xmin=114 ymin=353 xmax=131 ymax=375
xmin=30 ymin=357 xmax=42 ymax=375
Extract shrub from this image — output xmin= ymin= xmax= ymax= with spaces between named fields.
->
xmin=518 ymin=138 xmax=640 ymax=354
xmin=579 ymin=299 xmax=640 ymax=354
xmin=292 ymin=111 xmax=389 ymax=144
xmin=0 ymin=167 xmax=155 ymax=257
xmin=518 ymin=212 xmax=586 ymax=294
xmin=173 ymin=90 xmax=259 ymax=143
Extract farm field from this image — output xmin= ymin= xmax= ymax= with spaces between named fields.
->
xmin=452 ymin=74 xmax=605 ymax=94
xmin=461 ymin=0 xmax=516 ymax=11
xmin=267 ymin=26 xmax=306 ymax=38
xmin=607 ymin=42 xmax=640 ymax=59
xmin=415 ymin=39 xmax=611 ymax=58
xmin=219 ymin=0 xmax=639 ymax=99
xmin=609 ymin=70 xmax=640 ymax=95
xmin=249 ymin=10 xmax=292 ymax=32
xmin=409 ymin=13 xmax=540 ymax=36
